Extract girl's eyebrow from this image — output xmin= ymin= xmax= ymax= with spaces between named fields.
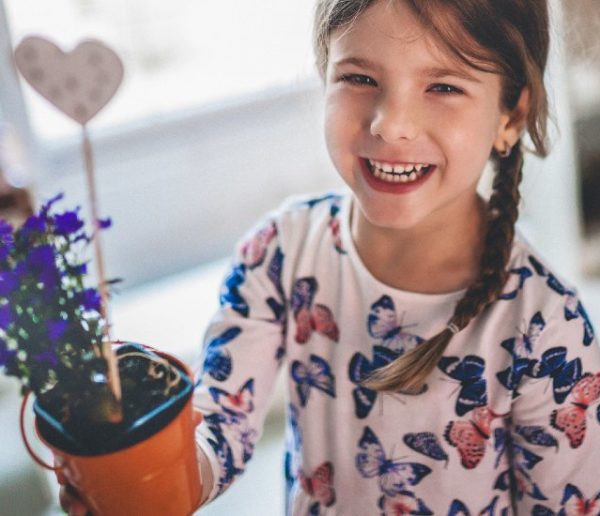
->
xmin=423 ymin=67 xmax=483 ymax=84
xmin=333 ymin=56 xmax=482 ymax=84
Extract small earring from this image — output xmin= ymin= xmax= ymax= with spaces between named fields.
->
xmin=497 ymin=144 xmax=512 ymax=158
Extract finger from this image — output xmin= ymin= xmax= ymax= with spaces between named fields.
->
xmin=61 ymin=485 xmax=89 ymax=516
xmin=54 ymin=459 xmax=68 ymax=485
xmin=192 ymin=409 xmax=203 ymax=426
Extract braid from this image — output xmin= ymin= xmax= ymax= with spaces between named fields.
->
xmin=361 ymin=143 xmax=525 ymax=394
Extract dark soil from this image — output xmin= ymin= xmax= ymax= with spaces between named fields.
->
xmin=35 ymin=344 xmax=192 ymax=456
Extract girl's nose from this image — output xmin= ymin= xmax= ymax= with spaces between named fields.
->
xmin=369 ymin=95 xmax=420 ymax=142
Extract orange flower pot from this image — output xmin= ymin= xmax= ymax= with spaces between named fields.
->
xmin=21 ymin=343 xmax=203 ymax=516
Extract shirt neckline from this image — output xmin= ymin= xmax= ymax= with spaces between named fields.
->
xmin=338 ymin=190 xmax=470 ymax=304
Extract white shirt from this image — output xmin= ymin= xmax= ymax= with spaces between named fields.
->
xmin=193 ymin=190 xmax=600 ymax=515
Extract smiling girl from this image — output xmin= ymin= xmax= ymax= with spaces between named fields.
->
xmin=60 ymin=0 xmax=600 ymax=514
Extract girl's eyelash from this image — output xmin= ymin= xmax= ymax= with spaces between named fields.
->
xmin=338 ymin=75 xmax=464 ymax=95
xmin=339 ymin=74 xmax=376 ymax=86
xmin=429 ymin=83 xmax=464 ymax=95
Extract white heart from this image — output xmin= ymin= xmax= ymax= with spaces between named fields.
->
xmin=14 ymin=36 xmax=124 ymax=126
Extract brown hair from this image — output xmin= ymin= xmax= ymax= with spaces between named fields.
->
xmin=313 ymin=0 xmax=551 ymax=393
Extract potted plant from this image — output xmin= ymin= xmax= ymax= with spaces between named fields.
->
xmin=0 ymin=193 xmax=203 ymax=515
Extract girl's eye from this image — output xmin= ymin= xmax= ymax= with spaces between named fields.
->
xmin=339 ymin=74 xmax=377 ymax=87
xmin=429 ymin=83 xmax=464 ymax=95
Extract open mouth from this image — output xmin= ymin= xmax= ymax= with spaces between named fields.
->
xmin=364 ymin=158 xmax=435 ymax=184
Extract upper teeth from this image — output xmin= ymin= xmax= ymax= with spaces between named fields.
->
xmin=368 ymin=160 xmax=429 ymax=174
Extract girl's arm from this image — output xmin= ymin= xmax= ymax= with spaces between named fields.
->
xmin=192 ymin=216 xmax=287 ymax=505
xmin=508 ymin=296 xmax=600 ymax=513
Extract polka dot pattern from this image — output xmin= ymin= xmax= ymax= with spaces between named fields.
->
xmin=14 ymin=36 xmax=124 ymax=126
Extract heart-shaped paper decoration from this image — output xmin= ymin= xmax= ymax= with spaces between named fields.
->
xmin=14 ymin=36 xmax=124 ymax=126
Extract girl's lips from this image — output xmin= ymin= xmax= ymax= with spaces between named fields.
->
xmin=359 ymin=158 xmax=436 ymax=194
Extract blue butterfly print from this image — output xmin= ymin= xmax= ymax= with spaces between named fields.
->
xmin=287 ymin=403 xmax=303 ymax=453
xmin=208 ymin=378 xmax=255 ymax=414
xmin=497 ymin=311 xmax=545 ymax=395
xmin=493 ymin=428 xmax=546 ymax=502
xmin=499 ymin=266 xmax=533 ymax=300
xmin=532 ymin=484 xmax=600 ymax=516
xmin=514 ymin=425 xmax=558 ymax=449
xmin=355 ymin=426 xmax=432 ymax=497
xmin=206 ymin=431 xmax=244 ymax=496
xmin=378 ymin=491 xmax=433 ymax=515
xmin=201 ymin=326 xmax=242 ymax=382
xmin=231 ymin=417 xmax=258 ymax=464
xmin=447 ymin=496 xmax=506 ymax=516
xmin=565 ymin=299 xmax=595 ymax=346
xmin=220 ymin=263 xmax=249 ymax=317
xmin=267 ymin=246 xmax=285 ymax=300
xmin=368 ymin=296 xmax=424 ymax=354
xmin=528 ymin=255 xmax=595 ymax=346
xmin=403 ymin=432 xmax=449 ymax=465
xmin=328 ymin=197 xmax=346 ymax=254
xmin=438 ymin=355 xmax=487 ymax=416
xmin=291 ymin=354 xmax=336 ymax=407
xmin=560 ymin=484 xmax=600 ymax=515
xmin=266 ymin=246 xmax=287 ymax=360
xmin=348 ymin=345 xmax=399 ymax=418
xmin=302 ymin=192 xmax=341 ymax=209
xmin=526 ymin=346 xmax=582 ymax=404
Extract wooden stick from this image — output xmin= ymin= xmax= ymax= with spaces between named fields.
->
xmin=82 ymin=126 xmax=123 ymax=422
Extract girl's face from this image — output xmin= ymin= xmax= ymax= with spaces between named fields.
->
xmin=324 ymin=0 xmax=516 ymax=232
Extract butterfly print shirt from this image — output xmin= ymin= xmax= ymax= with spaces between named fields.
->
xmin=192 ymin=190 xmax=600 ymax=515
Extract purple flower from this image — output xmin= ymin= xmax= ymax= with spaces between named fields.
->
xmin=54 ymin=210 xmax=84 ymax=236
xmin=0 ymin=220 xmax=14 ymax=262
xmin=98 ymin=217 xmax=112 ymax=229
xmin=40 ymin=193 xmax=64 ymax=217
xmin=47 ymin=320 xmax=68 ymax=343
xmin=34 ymin=350 xmax=59 ymax=368
xmin=26 ymin=245 xmax=60 ymax=290
xmin=0 ymin=337 xmax=16 ymax=367
xmin=0 ymin=270 xmax=18 ymax=296
xmin=22 ymin=215 xmax=45 ymax=234
xmin=80 ymin=288 xmax=101 ymax=312
xmin=0 ymin=304 xmax=12 ymax=330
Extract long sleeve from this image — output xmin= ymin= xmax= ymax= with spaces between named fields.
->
xmin=508 ymin=294 xmax=600 ymax=514
xmin=192 ymin=218 xmax=287 ymax=504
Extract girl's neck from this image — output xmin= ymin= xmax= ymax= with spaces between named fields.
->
xmin=350 ymin=195 xmax=488 ymax=294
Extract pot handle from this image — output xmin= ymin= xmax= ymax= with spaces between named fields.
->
xmin=20 ymin=390 xmax=63 ymax=471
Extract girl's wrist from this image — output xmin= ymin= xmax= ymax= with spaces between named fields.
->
xmin=197 ymin=443 xmax=214 ymax=506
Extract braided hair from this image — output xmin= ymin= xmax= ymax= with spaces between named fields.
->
xmin=361 ymin=144 xmax=525 ymax=392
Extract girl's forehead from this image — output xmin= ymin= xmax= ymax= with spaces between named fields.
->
xmin=329 ymin=0 xmax=481 ymax=75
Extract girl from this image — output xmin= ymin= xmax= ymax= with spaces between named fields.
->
xmin=61 ymin=0 xmax=600 ymax=514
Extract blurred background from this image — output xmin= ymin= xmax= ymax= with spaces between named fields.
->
xmin=0 ymin=0 xmax=598 ymax=514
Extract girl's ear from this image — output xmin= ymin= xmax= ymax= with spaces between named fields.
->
xmin=494 ymin=87 xmax=531 ymax=152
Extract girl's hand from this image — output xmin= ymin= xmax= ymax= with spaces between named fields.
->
xmin=56 ymin=466 xmax=91 ymax=516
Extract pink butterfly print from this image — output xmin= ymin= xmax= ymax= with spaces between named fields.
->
xmin=208 ymin=378 xmax=255 ymax=414
xmin=550 ymin=372 xmax=600 ymax=448
xmin=299 ymin=461 xmax=336 ymax=508
xmin=379 ymin=491 xmax=432 ymax=515
xmin=444 ymin=406 xmax=508 ymax=469
xmin=561 ymin=484 xmax=600 ymax=515
xmin=241 ymin=221 xmax=277 ymax=268
xmin=292 ymin=278 xmax=339 ymax=344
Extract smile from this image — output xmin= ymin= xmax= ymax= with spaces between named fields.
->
xmin=367 ymin=159 xmax=434 ymax=183
xmin=360 ymin=157 xmax=436 ymax=193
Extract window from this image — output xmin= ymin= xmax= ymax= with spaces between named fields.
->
xmin=4 ymin=0 xmax=317 ymax=141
